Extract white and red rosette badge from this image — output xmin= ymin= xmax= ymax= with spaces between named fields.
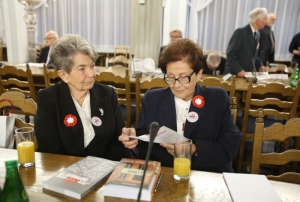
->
xmin=192 ymin=95 xmax=205 ymax=108
xmin=64 ymin=114 xmax=77 ymax=127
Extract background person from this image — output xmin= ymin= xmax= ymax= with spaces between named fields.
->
xmin=35 ymin=34 xmax=126 ymax=161
xmin=258 ymin=13 xmax=276 ymax=66
xmin=37 ymin=30 xmax=58 ymax=66
xmin=202 ymin=52 xmax=226 ymax=75
xmin=289 ymin=32 xmax=300 ymax=67
xmin=159 ymin=29 xmax=182 ymax=55
xmin=224 ymin=7 xmax=268 ymax=77
xmin=119 ymin=38 xmax=241 ymax=173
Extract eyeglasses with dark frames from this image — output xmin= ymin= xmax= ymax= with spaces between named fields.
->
xmin=164 ymin=71 xmax=195 ymax=84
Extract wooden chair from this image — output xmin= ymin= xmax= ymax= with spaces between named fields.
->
xmin=198 ymin=76 xmax=236 ymax=99
xmin=135 ymin=72 xmax=169 ymax=121
xmin=236 ymin=77 xmax=300 ymax=173
xmin=36 ymin=43 xmax=46 ymax=62
xmin=0 ymin=64 xmax=36 ymax=101
xmin=0 ymin=41 xmax=3 ymax=61
xmin=0 ymin=91 xmax=38 ymax=150
xmin=43 ymin=64 xmax=60 ymax=87
xmin=108 ymin=46 xmax=129 ymax=67
xmin=94 ymin=69 xmax=133 ymax=127
xmin=251 ymin=108 xmax=300 ymax=184
xmin=231 ymin=96 xmax=238 ymax=124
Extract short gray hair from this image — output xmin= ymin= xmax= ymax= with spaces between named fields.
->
xmin=50 ymin=34 xmax=98 ymax=73
xmin=249 ymin=7 xmax=267 ymax=24
xmin=207 ymin=52 xmax=221 ymax=67
xmin=169 ymin=29 xmax=182 ymax=37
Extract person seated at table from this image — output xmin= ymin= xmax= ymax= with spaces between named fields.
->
xmin=37 ymin=30 xmax=58 ymax=68
xmin=119 ymin=38 xmax=241 ymax=173
xmin=35 ymin=34 xmax=126 ymax=161
xmin=203 ymin=52 xmax=226 ymax=75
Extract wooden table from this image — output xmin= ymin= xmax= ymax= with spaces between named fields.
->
xmin=0 ymin=148 xmax=299 ymax=202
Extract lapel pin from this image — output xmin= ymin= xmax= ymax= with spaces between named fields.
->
xmin=64 ymin=114 xmax=77 ymax=127
xmin=192 ymin=95 xmax=205 ymax=108
xmin=99 ymin=108 xmax=104 ymax=116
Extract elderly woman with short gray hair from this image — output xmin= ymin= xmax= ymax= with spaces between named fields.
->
xmin=35 ymin=34 xmax=126 ymax=161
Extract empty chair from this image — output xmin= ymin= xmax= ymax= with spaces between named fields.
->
xmin=108 ymin=46 xmax=129 ymax=67
xmin=251 ymin=108 xmax=300 ymax=184
xmin=135 ymin=72 xmax=169 ymax=121
xmin=43 ymin=64 xmax=60 ymax=87
xmin=94 ymin=69 xmax=133 ymax=127
xmin=236 ymin=77 xmax=300 ymax=173
xmin=0 ymin=64 xmax=36 ymax=101
xmin=198 ymin=76 xmax=236 ymax=98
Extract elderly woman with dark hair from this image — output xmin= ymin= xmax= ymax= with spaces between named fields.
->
xmin=119 ymin=38 xmax=241 ymax=173
xmin=35 ymin=34 xmax=126 ymax=161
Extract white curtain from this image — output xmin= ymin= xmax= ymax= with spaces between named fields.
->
xmin=187 ymin=0 xmax=214 ymax=42
xmin=35 ymin=0 xmax=131 ymax=51
xmin=188 ymin=0 xmax=300 ymax=61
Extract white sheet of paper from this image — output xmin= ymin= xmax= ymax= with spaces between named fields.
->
xmin=128 ymin=126 xmax=183 ymax=144
xmin=16 ymin=63 xmax=44 ymax=68
xmin=269 ymin=74 xmax=288 ymax=79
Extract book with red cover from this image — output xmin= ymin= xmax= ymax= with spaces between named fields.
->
xmin=104 ymin=158 xmax=161 ymax=201
xmin=42 ymin=156 xmax=118 ymax=199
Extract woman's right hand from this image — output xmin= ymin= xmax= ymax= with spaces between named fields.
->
xmin=118 ymin=127 xmax=138 ymax=150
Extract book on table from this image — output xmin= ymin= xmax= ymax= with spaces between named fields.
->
xmin=244 ymin=71 xmax=270 ymax=80
xmin=42 ymin=156 xmax=118 ymax=199
xmin=103 ymin=158 xmax=162 ymax=201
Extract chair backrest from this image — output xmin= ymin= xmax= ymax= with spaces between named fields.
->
xmin=0 ymin=64 xmax=36 ymax=101
xmin=0 ymin=91 xmax=37 ymax=116
xmin=231 ymin=96 xmax=238 ymax=124
xmin=251 ymin=108 xmax=300 ymax=184
xmin=0 ymin=41 xmax=3 ymax=61
xmin=198 ymin=76 xmax=236 ymax=98
xmin=94 ymin=69 xmax=132 ymax=127
xmin=135 ymin=73 xmax=169 ymax=121
xmin=237 ymin=77 xmax=300 ymax=172
xmin=0 ymin=91 xmax=38 ymax=150
xmin=109 ymin=46 xmax=129 ymax=67
xmin=43 ymin=64 xmax=60 ymax=87
xmin=36 ymin=43 xmax=46 ymax=61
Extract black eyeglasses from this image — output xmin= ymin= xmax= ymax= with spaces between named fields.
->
xmin=164 ymin=71 xmax=195 ymax=84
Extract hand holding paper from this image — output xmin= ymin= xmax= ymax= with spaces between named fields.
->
xmin=129 ymin=126 xmax=183 ymax=144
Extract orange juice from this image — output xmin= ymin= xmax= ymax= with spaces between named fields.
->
xmin=174 ymin=157 xmax=191 ymax=177
xmin=17 ymin=141 xmax=35 ymax=164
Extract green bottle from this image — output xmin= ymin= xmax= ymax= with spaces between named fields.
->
xmin=290 ymin=65 xmax=299 ymax=88
xmin=0 ymin=160 xmax=29 ymax=202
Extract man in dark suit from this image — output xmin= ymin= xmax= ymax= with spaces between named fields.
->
xmin=203 ymin=52 xmax=226 ymax=75
xmin=224 ymin=8 xmax=268 ymax=78
xmin=258 ymin=13 xmax=276 ymax=66
xmin=289 ymin=32 xmax=300 ymax=67
xmin=37 ymin=30 xmax=58 ymax=66
xmin=159 ymin=29 xmax=182 ymax=55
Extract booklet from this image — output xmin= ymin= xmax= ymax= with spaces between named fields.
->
xmin=129 ymin=126 xmax=184 ymax=144
xmin=42 ymin=156 xmax=118 ymax=199
xmin=244 ymin=72 xmax=271 ymax=80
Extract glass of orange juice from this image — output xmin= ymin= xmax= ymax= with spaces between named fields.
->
xmin=15 ymin=127 xmax=35 ymax=167
xmin=174 ymin=137 xmax=192 ymax=181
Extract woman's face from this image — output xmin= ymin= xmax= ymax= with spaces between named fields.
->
xmin=165 ymin=61 xmax=202 ymax=101
xmin=60 ymin=52 xmax=96 ymax=94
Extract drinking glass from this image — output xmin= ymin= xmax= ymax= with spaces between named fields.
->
xmin=173 ymin=137 xmax=192 ymax=181
xmin=15 ymin=127 xmax=35 ymax=167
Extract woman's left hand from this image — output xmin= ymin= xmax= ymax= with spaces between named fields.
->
xmin=160 ymin=143 xmax=175 ymax=156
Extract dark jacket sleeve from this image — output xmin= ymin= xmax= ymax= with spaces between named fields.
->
xmin=226 ymin=29 xmax=244 ymax=75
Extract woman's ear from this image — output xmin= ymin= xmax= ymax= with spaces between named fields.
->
xmin=58 ymin=70 xmax=69 ymax=83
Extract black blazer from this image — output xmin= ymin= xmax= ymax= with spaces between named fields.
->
xmin=34 ymin=82 xmax=126 ymax=161
xmin=258 ymin=25 xmax=275 ymax=65
xmin=224 ymin=24 xmax=263 ymax=75
xmin=135 ymin=84 xmax=241 ymax=173
xmin=203 ymin=54 xmax=227 ymax=75
xmin=37 ymin=46 xmax=50 ymax=63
